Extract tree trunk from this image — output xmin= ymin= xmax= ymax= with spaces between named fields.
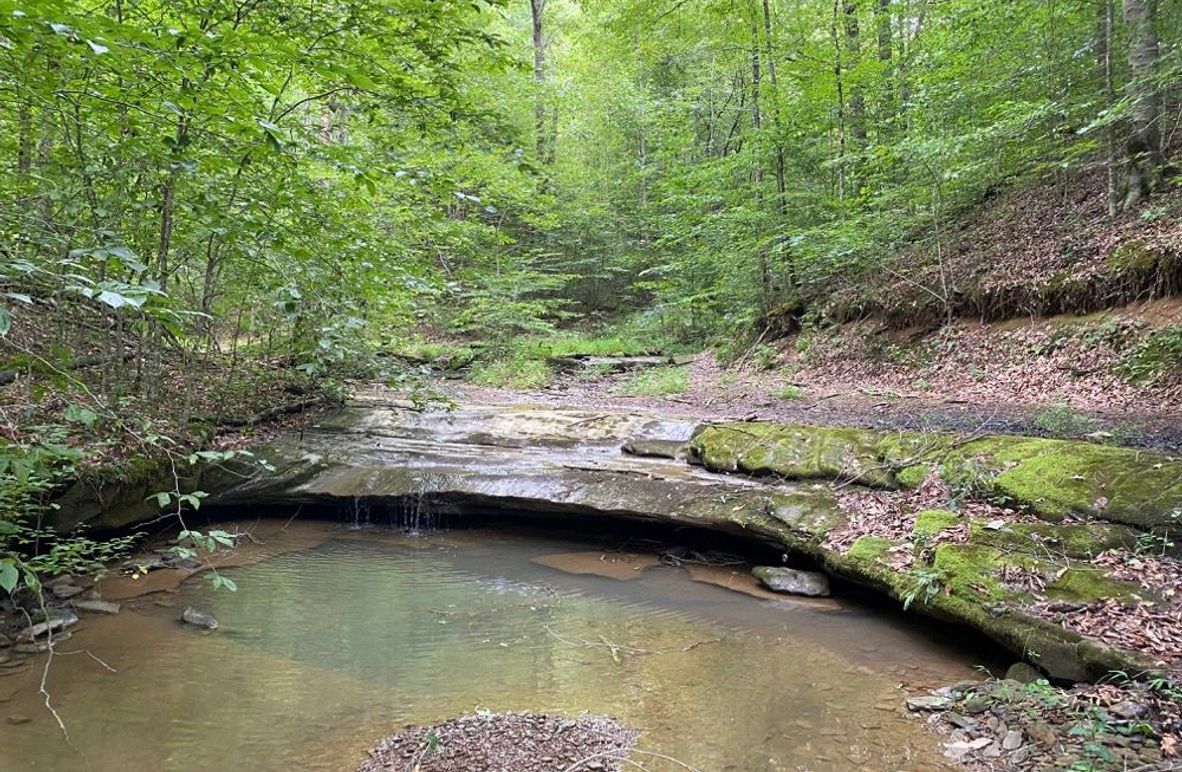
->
xmin=873 ymin=0 xmax=893 ymax=126
xmin=875 ymin=0 xmax=891 ymax=63
xmin=530 ymin=0 xmax=549 ymax=164
xmin=1122 ymin=0 xmax=1162 ymax=209
xmin=831 ymin=0 xmax=848 ymax=209
xmin=844 ymin=1 xmax=865 ymax=146
xmin=1100 ymin=0 xmax=1118 ymax=218
xmin=761 ymin=0 xmax=788 ymax=215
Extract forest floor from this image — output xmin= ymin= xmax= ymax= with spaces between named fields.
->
xmin=454 ymin=299 xmax=1182 ymax=451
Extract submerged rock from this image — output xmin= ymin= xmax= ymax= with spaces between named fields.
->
xmin=181 ymin=607 xmax=218 ymax=630
xmin=71 ymin=599 xmax=121 ymax=615
xmin=752 ymin=566 xmax=831 ymax=597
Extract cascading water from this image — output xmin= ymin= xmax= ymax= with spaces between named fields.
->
xmin=397 ymin=473 xmax=442 ymax=534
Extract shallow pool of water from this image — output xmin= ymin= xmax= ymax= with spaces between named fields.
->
xmin=1 ymin=521 xmax=982 ymax=771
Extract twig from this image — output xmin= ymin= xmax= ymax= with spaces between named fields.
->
xmin=681 ymin=632 xmax=727 ymax=652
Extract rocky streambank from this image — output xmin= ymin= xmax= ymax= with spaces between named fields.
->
xmin=44 ymin=396 xmax=1182 ymax=768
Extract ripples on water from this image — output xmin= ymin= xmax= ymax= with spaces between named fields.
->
xmin=1 ymin=523 xmax=974 ymax=771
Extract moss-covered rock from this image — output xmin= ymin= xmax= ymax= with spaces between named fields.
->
xmin=695 ymin=422 xmax=1182 ymax=528
xmin=931 ymin=544 xmax=1015 ymax=601
xmin=944 ymin=436 xmax=1182 ymax=529
xmin=846 ymin=535 xmax=897 ymax=564
xmin=690 ymin=423 xmax=895 ymax=487
xmin=1046 ymin=569 xmax=1144 ymax=603
xmin=914 ymin=509 xmax=961 ymax=539
xmin=969 ymin=520 xmax=1138 ymax=559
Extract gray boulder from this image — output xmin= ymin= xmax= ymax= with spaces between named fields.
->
xmin=181 ymin=607 xmax=218 ymax=630
xmin=752 ymin=566 xmax=831 ymax=597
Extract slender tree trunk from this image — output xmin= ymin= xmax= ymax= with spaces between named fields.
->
xmin=17 ymin=99 xmax=32 ymax=175
xmin=844 ymin=1 xmax=865 ymax=145
xmin=875 ymin=0 xmax=891 ymax=62
xmin=530 ymin=0 xmax=549 ymax=164
xmin=1122 ymin=0 xmax=1162 ymax=208
xmin=874 ymin=0 xmax=893 ymax=126
xmin=831 ymin=0 xmax=848 ymax=210
xmin=750 ymin=13 xmax=772 ymax=308
xmin=1100 ymin=0 xmax=1119 ymax=218
xmin=761 ymin=0 xmax=788 ymax=215
xmin=750 ymin=16 xmax=763 ymax=191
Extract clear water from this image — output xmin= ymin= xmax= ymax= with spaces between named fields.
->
xmin=0 ymin=522 xmax=977 ymax=771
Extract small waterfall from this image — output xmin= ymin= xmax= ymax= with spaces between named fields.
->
xmin=347 ymin=473 xmax=381 ymax=529
xmin=349 ymin=495 xmax=371 ymax=529
xmin=398 ymin=474 xmax=442 ymax=535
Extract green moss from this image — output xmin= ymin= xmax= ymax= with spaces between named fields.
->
xmin=914 ymin=509 xmax=961 ymax=539
xmin=896 ymin=464 xmax=930 ymax=489
xmin=1046 ymin=569 xmax=1144 ymax=603
xmin=925 ymin=436 xmax=1182 ymax=529
xmin=931 ymin=544 xmax=1015 ymax=601
xmin=691 ymin=423 xmax=895 ymax=487
xmin=969 ymin=521 xmax=1137 ymax=559
xmin=1105 ymin=239 xmax=1158 ymax=273
xmin=846 ymin=536 xmax=896 ymax=564
xmin=694 ymin=420 xmax=1182 ymax=529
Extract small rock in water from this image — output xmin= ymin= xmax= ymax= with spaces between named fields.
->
xmin=907 ymin=694 xmax=954 ymax=712
xmin=14 ymin=632 xmax=70 ymax=654
xmin=0 ymin=633 xmax=11 ymax=648
xmin=752 ymin=566 xmax=831 ymax=597
xmin=1004 ymin=662 xmax=1043 ymax=684
xmin=16 ymin=609 xmax=79 ymax=642
xmin=71 ymin=599 xmax=121 ymax=615
xmin=181 ymin=607 xmax=218 ymax=630
xmin=49 ymin=583 xmax=85 ymax=600
xmin=6 ymin=714 xmax=31 ymax=725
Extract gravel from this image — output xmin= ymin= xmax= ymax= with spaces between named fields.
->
xmin=357 ymin=712 xmax=639 ymax=772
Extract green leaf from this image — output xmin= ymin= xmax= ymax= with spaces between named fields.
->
xmin=0 ymin=307 xmax=10 ymax=337
xmin=63 ymin=403 xmax=99 ymax=428
xmin=0 ymin=562 xmax=19 ymax=594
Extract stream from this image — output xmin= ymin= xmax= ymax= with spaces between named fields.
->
xmin=0 ymin=519 xmax=990 ymax=771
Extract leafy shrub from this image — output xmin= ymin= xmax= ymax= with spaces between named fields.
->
xmin=527 ymin=333 xmax=657 ymax=358
xmin=1117 ymin=325 xmax=1182 ymax=382
xmin=469 ymin=355 xmax=553 ymax=390
xmin=1 ymin=430 xmax=140 ymax=595
xmin=773 ymin=384 xmax=805 ymax=400
xmin=1033 ymin=404 xmax=1098 ymax=439
xmin=618 ymin=365 xmax=689 ymax=396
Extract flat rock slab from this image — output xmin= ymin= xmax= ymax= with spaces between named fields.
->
xmin=358 ymin=712 xmax=638 ymax=772
xmin=70 ymin=599 xmax=121 ymax=615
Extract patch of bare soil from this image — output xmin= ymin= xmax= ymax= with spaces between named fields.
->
xmin=357 ymin=712 xmax=639 ymax=772
xmin=451 ymin=308 xmax=1182 ymax=451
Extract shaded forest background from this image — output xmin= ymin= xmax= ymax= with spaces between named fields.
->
xmin=0 ymin=0 xmax=1179 ymax=456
